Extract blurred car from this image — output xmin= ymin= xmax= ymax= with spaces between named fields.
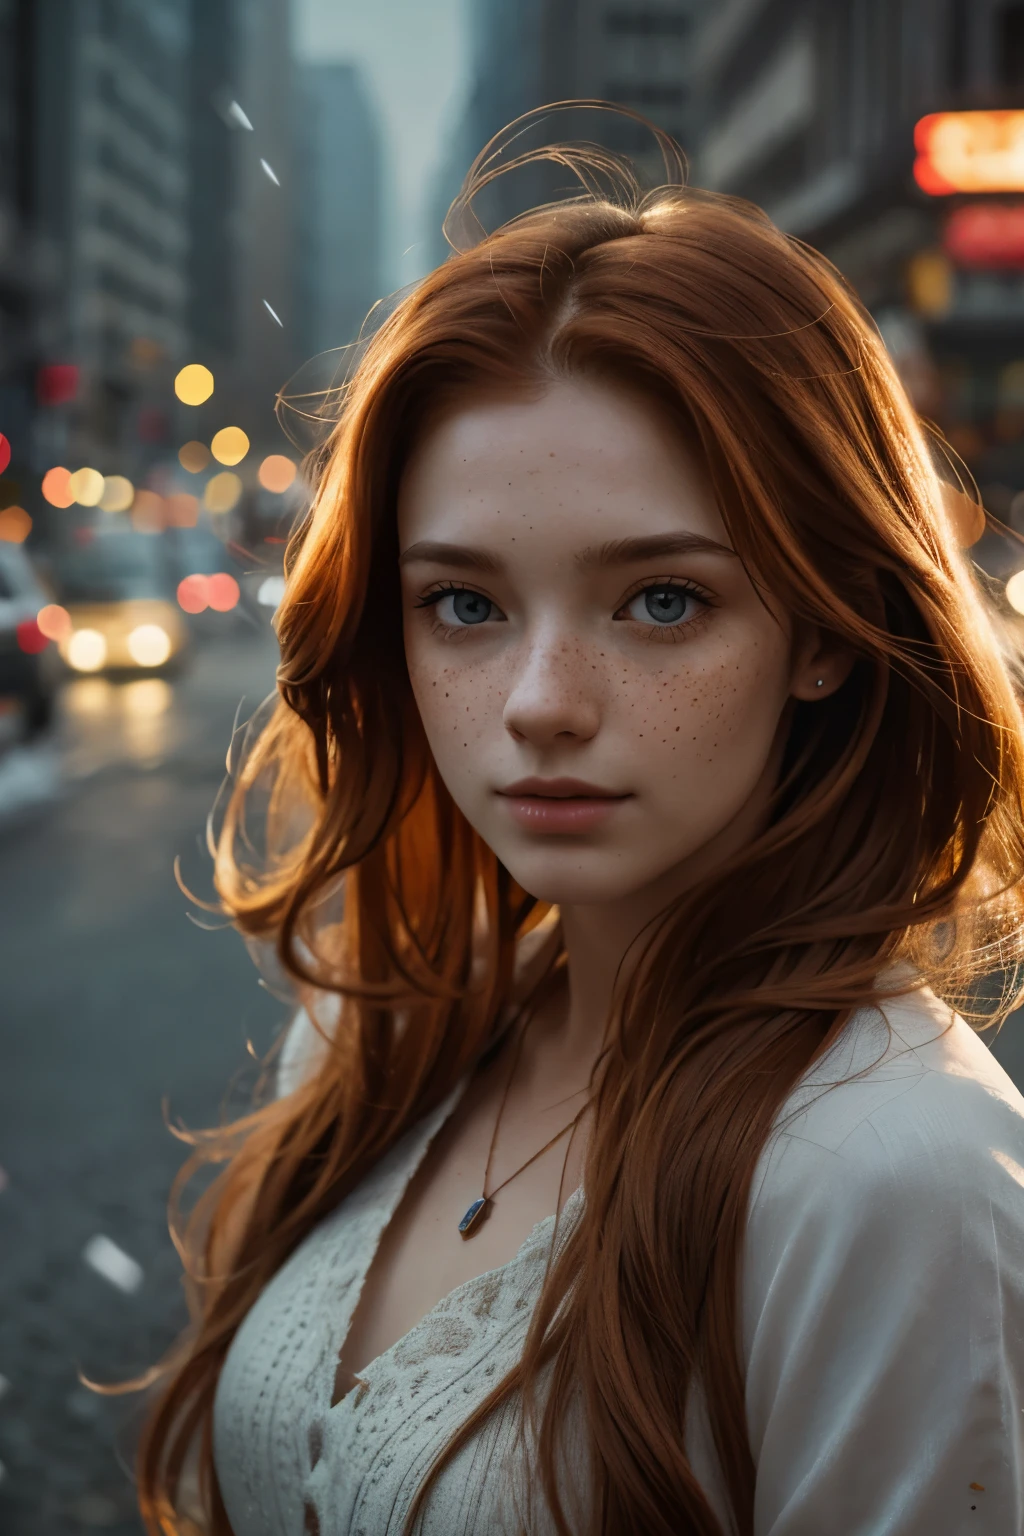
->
xmin=52 ymin=531 xmax=190 ymax=674
xmin=0 ymin=540 xmax=60 ymax=738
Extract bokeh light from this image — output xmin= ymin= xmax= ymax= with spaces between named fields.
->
xmin=177 ymin=574 xmax=209 ymax=614
xmin=1007 ymin=571 xmax=1024 ymax=614
xmin=0 ymin=433 xmax=10 ymax=475
xmin=165 ymin=492 xmax=198 ymax=528
xmin=70 ymin=467 xmax=105 ymax=507
xmin=0 ymin=506 xmax=31 ymax=543
xmin=16 ymin=619 xmax=49 ymax=655
xmin=131 ymin=490 xmax=164 ymax=534
xmin=127 ymin=624 xmax=172 ymax=667
xmin=123 ymin=678 xmax=172 ymax=717
xmin=258 ymin=454 xmax=296 ymax=493
xmin=210 ymin=427 xmax=249 ymax=466
xmin=257 ymin=574 xmax=286 ymax=608
xmin=36 ymin=604 xmax=72 ymax=642
xmin=174 ymin=363 xmax=214 ymax=406
xmin=178 ymin=440 xmax=210 ymax=473
xmin=66 ymin=629 xmax=107 ymax=672
xmin=99 ymin=475 xmax=134 ymax=513
xmin=42 ymin=467 xmax=74 ymax=508
xmin=204 ymin=471 xmax=242 ymax=513
xmin=206 ymin=572 xmax=240 ymax=612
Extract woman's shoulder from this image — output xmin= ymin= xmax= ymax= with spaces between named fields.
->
xmin=750 ymin=983 xmax=1024 ymax=1231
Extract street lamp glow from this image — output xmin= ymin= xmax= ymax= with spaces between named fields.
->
xmin=174 ymin=363 xmax=215 ymax=406
xmin=211 ymin=426 xmax=249 ymax=466
xmin=178 ymin=440 xmax=210 ymax=473
xmin=69 ymin=467 xmax=105 ymax=506
xmin=99 ymin=475 xmax=134 ymax=513
xmin=258 ymin=454 xmax=296 ymax=492
xmin=204 ymin=471 xmax=242 ymax=513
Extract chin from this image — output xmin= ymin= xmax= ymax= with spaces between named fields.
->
xmin=499 ymin=846 xmax=663 ymax=909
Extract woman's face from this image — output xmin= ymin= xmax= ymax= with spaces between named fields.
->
xmin=398 ymin=376 xmax=820 ymax=910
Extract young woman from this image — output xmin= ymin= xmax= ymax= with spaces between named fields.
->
xmin=138 ymin=122 xmax=1024 ymax=1535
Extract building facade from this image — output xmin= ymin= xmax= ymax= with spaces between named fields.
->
xmin=294 ymin=62 xmax=384 ymax=369
xmin=430 ymin=0 xmax=696 ymax=264
xmin=687 ymin=0 xmax=1024 ymax=504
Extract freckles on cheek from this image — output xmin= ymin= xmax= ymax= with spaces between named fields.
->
xmin=617 ymin=644 xmax=777 ymax=771
xmin=411 ymin=660 xmax=503 ymax=756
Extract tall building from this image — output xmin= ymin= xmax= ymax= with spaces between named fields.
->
xmin=30 ymin=0 xmax=193 ymax=477
xmin=294 ymin=62 xmax=384 ymax=368
xmin=429 ymin=0 xmax=695 ymax=265
xmin=686 ymin=0 xmax=1024 ymax=503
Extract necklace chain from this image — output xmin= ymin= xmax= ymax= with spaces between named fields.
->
xmin=458 ymin=1012 xmax=586 ymax=1239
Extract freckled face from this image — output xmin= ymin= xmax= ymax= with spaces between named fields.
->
xmin=397 ymin=377 xmax=796 ymax=908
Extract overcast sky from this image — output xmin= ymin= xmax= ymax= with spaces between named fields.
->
xmin=293 ymin=0 xmax=470 ymax=290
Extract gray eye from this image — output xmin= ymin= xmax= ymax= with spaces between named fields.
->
xmin=447 ymin=589 xmax=493 ymax=625
xmin=627 ymin=586 xmax=691 ymax=625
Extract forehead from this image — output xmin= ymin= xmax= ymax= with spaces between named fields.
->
xmin=396 ymin=377 xmax=728 ymax=553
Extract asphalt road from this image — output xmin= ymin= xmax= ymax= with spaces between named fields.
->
xmin=0 ymin=628 xmax=287 ymax=1534
xmin=1 ymin=629 xmax=1023 ymax=1535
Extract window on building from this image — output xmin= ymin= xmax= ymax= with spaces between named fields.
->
xmin=998 ymin=4 xmax=1024 ymax=88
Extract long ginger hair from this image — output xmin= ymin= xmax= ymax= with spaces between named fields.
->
xmin=136 ymin=114 xmax=1024 ymax=1535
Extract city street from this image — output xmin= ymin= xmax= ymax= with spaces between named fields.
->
xmin=0 ymin=627 xmax=287 ymax=1534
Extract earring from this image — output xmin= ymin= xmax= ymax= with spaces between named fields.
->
xmin=815 ymin=678 xmax=824 ymax=688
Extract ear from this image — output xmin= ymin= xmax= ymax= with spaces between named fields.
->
xmin=789 ymin=623 xmax=857 ymax=702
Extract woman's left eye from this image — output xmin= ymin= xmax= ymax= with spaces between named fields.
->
xmin=619 ymin=585 xmax=703 ymax=626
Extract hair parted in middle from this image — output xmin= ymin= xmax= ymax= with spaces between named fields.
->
xmin=133 ymin=105 xmax=1024 ymax=1536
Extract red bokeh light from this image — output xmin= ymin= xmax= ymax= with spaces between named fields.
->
xmin=16 ymin=619 xmax=49 ymax=655
xmin=944 ymin=203 xmax=1024 ymax=268
xmin=206 ymin=572 xmax=240 ymax=612
xmin=177 ymin=574 xmax=209 ymax=614
xmin=0 ymin=435 xmax=10 ymax=476
xmin=37 ymin=364 xmax=79 ymax=406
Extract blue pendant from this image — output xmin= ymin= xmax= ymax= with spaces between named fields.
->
xmin=458 ymin=1196 xmax=491 ymax=1238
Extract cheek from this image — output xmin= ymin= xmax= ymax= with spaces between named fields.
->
xmin=404 ymin=635 xmax=502 ymax=768
xmin=617 ymin=630 xmax=789 ymax=781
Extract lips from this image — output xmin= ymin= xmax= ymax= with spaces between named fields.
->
xmin=497 ymin=778 xmax=631 ymax=833
xmin=499 ymin=777 xmax=627 ymax=800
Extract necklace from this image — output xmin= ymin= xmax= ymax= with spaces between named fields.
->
xmin=457 ymin=1015 xmax=587 ymax=1239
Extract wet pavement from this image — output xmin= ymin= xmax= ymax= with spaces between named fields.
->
xmin=0 ymin=627 xmax=287 ymax=1534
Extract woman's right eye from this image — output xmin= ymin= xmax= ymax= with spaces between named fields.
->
xmin=432 ymin=588 xmax=503 ymax=626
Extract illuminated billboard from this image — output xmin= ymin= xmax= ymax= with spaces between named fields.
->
xmin=914 ymin=111 xmax=1024 ymax=195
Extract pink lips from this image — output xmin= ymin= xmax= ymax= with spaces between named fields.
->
xmin=497 ymin=777 xmax=631 ymax=834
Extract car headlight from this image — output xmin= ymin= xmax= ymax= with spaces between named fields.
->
xmin=67 ymin=629 xmax=108 ymax=672
xmin=127 ymin=624 xmax=172 ymax=667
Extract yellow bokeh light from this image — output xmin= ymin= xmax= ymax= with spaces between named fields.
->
xmin=174 ymin=363 xmax=214 ymax=406
xmin=66 ymin=629 xmax=108 ymax=672
xmin=0 ymin=505 xmax=31 ymax=543
xmin=1007 ymin=571 xmax=1024 ymax=614
xmin=178 ymin=440 xmax=210 ymax=474
xmin=204 ymin=470 xmax=243 ymax=513
xmin=69 ymin=467 xmax=105 ymax=506
xmin=210 ymin=426 xmax=249 ymax=466
xmin=258 ymin=454 xmax=297 ymax=493
xmin=127 ymin=623 xmax=172 ymax=667
xmin=99 ymin=475 xmax=134 ymax=513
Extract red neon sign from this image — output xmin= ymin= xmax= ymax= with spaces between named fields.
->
xmin=915 ymin=111 xmax=1024 ymax=195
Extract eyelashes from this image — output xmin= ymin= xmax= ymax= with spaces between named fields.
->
xmin=413 ymin=577 xmax=714 ymax=641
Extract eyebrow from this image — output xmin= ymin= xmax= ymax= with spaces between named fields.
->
xmin=398 ymin=532 xmax=736 ymax=573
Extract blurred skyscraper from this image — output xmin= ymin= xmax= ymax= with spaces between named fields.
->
xmin=686 ymin=0 xmax=1024 ymax=508
xmin=294 ymin=62 xmax=384 ymax=368
xmin=430 ymin=0 xmax=694 ymax=264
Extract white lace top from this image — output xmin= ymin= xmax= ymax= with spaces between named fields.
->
xmin=213 ymin=988 xmax=1024 ymax=1534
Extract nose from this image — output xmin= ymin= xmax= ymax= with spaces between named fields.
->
xmin=502 ymin=629 xmax=600 ymax=747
